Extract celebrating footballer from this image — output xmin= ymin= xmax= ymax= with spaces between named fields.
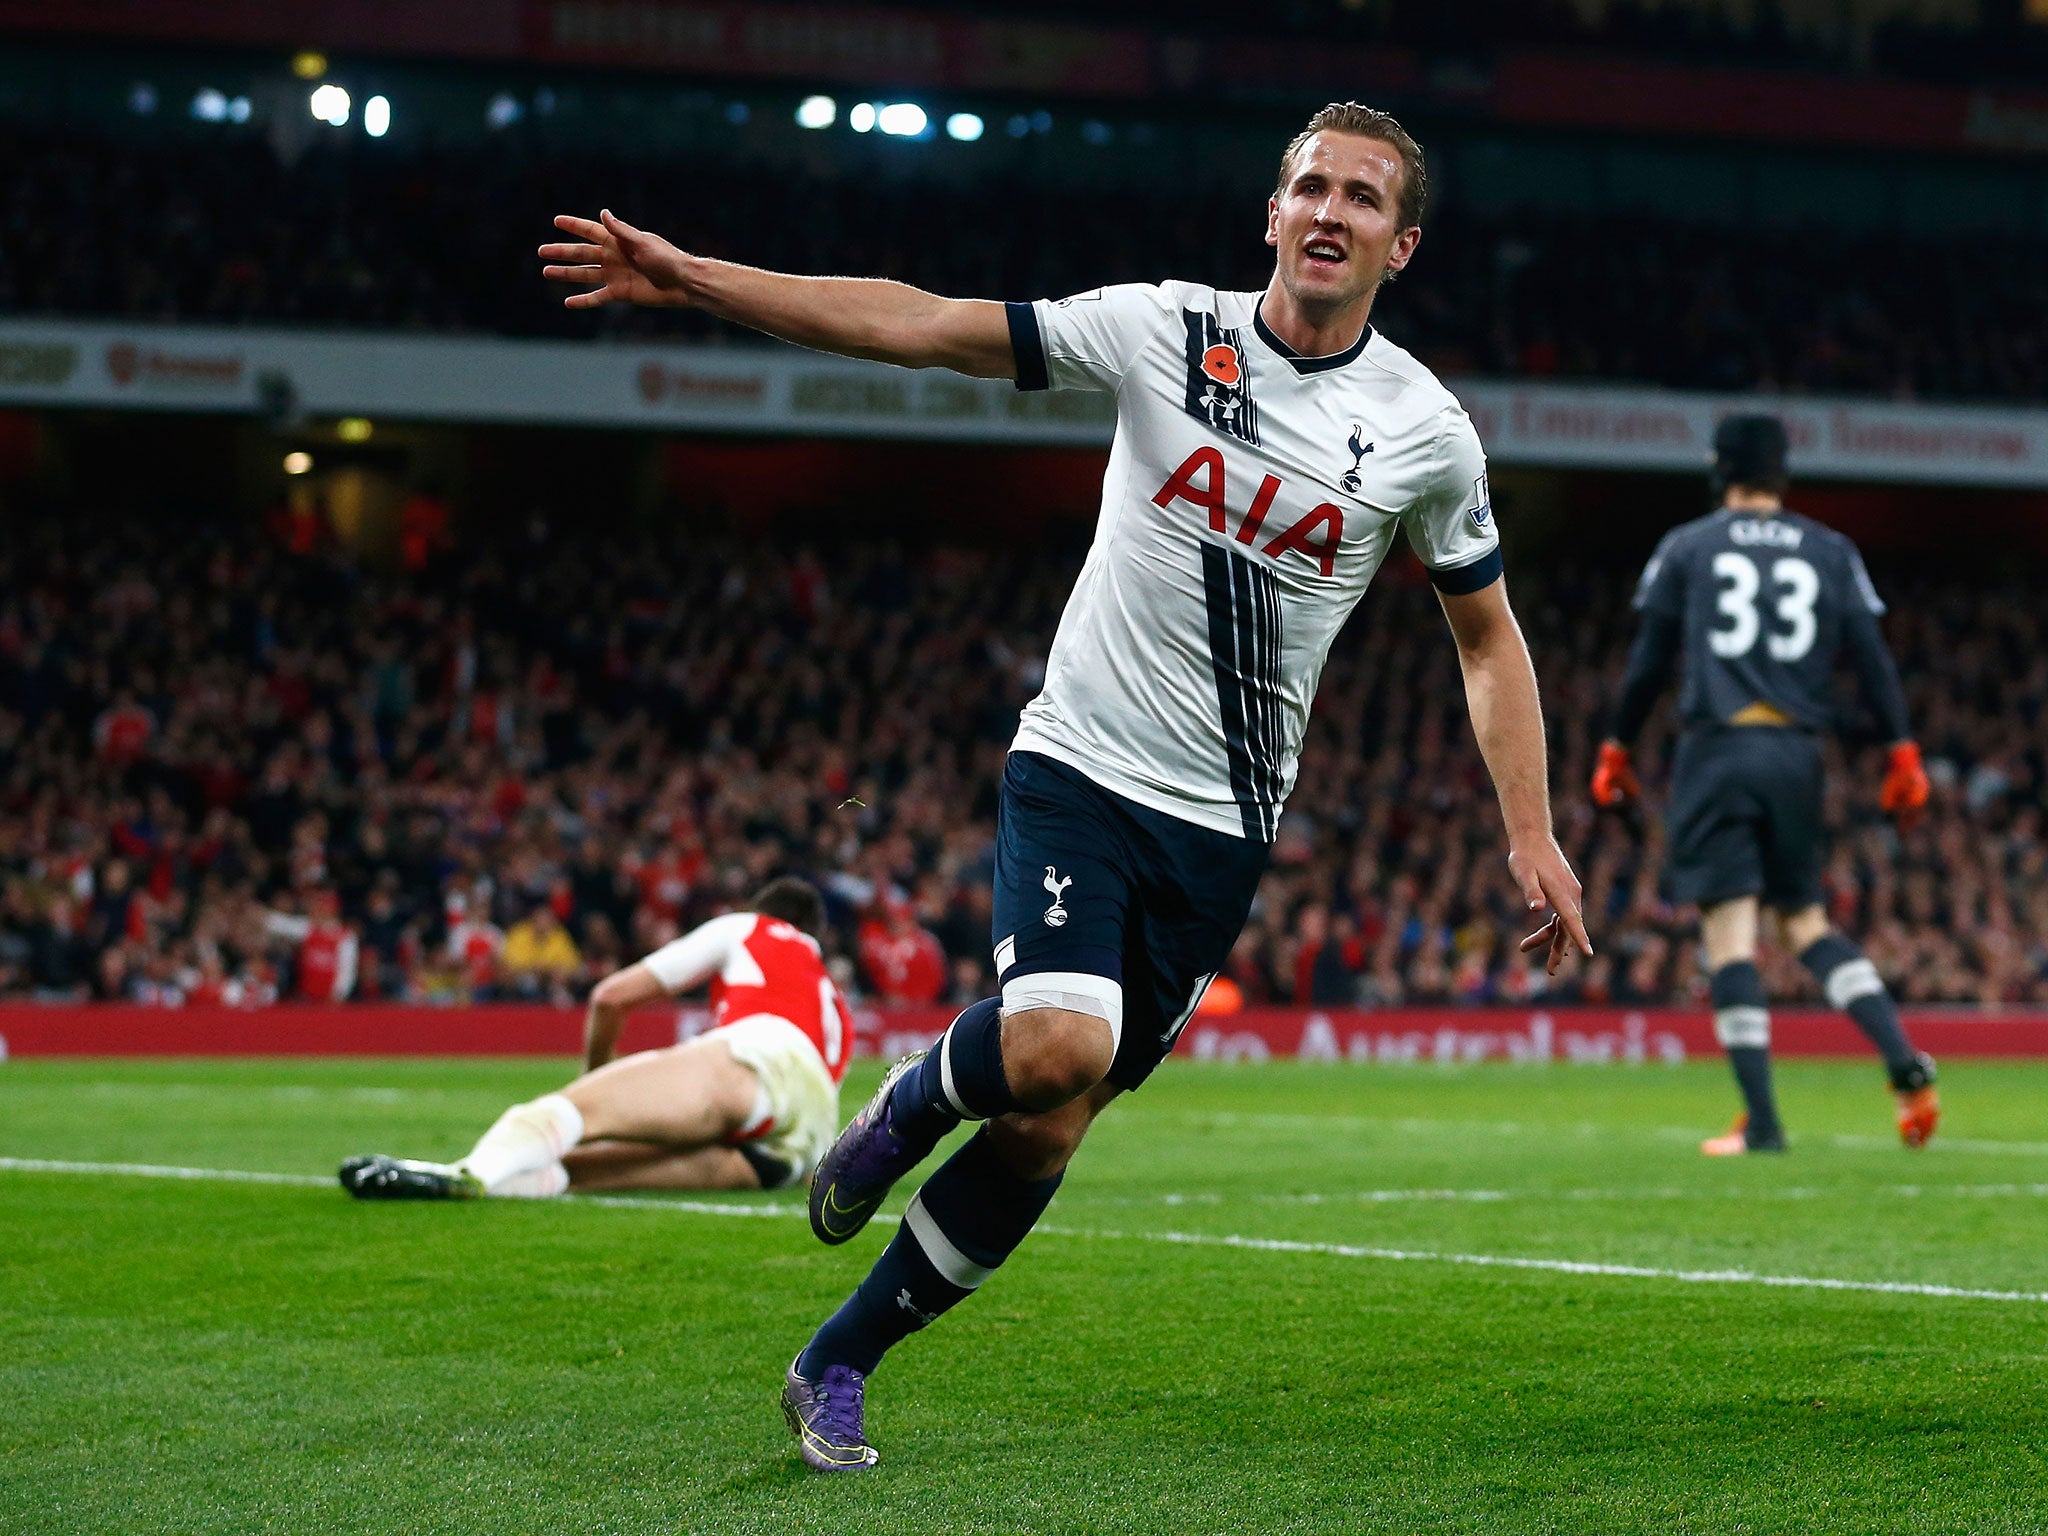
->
xmin=540 ymin=101 xmax=1593 ymax=1471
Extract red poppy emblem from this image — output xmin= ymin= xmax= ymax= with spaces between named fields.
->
xmin=1201 ymin=344 xmax=1241 ymax=386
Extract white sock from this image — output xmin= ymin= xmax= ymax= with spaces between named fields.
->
xmin=459 ymin=1094 xmax=585 ymax=1194
xmin=490 ymin=1162 xmax=570 ymax=1199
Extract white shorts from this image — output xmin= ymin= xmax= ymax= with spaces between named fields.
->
xmin=715 ymin=1013 xmax=842 ymax=1188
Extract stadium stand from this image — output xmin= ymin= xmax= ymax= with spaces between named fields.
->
xmin=3 ymin=127 xmax=2047 ymax=405
xmin=2 ymin=507 xmax=2042 ymax=1011
xmin=942 ymin=0 xmax=2045 ymax=82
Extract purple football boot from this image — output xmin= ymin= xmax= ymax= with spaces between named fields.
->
xmin=808 ymin=1051 xmax=934 ymax=1245
xmin=782 ymin=1358 xmax=879 ymax=1472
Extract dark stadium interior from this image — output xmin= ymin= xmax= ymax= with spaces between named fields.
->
xmin=5 ymin=22 xmax=2048 ymax=407
xmin=880 ymin=0 xmax=2048 ymax=85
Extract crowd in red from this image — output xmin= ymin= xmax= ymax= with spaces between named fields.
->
xmin=2 ymin=509 xmax=2043 ymax=1011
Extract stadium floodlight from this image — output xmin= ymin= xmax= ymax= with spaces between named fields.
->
xmin=227 ymin=96 xmax=252 ymax=123
xmin=876 ymin=102 xmax=927 ymax=138
xmin=364 ymin=95 xmax=391 ymax=138
xmin=795 ymin=95 xmax=836 ymax=130
xmin=486 ymin=92 xmax=522 ymax=129
xmin=309 ymin=83 xmax=350 ymax=127
xmin=283 ymin=452 xmax=314 ymax=476
xmin=848 ymin=101 xmax=877 ymax=133
xmin=191 ymin=88 xmax=229 ymax=123
xmin=945 ymin=112 xmax=984 ymax=142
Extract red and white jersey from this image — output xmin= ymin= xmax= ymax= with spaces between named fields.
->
xmin=295 ymin=920 xmax=359 ymax=1002
xmin=643 ymin=912 xmax=851 ymax=1084
xmin=265 ymin=910 xmax=358 ymax=1001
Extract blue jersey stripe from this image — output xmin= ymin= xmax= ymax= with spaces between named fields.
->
xmin=1201 ymin=542 xmax=1284 ymax=841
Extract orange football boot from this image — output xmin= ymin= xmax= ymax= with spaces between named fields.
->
xmin=1701 ymin=1116 xmax=1751 ymax=1157
xmin=1896 ymin=1086 xmax=1941 ymax=1149
xmin=1701 ymin=1113 xmax=1786 ymax=1156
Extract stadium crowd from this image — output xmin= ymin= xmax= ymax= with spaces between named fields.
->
xmin=1 ymin=507 xmax=2043 ymax=1012
xmin=5 ymin=129 xmax=2048 ymax=406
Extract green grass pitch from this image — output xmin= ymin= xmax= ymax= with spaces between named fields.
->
xmin=3 ymin=1055 xmax=2046 ymax=1535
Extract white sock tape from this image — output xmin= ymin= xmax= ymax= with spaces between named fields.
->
xmin=937 ymin=1028 xmax=974 ymax=1118
xmin=1714 ymin=1006 xmax=1772 ymax=1049
xmin=905 ymin=1194 xmax=995 ymax=1290
xmin=1001 ymin=970 xmax=1124 ymax=1054
xmin=1825 ymin=958 xmax=1885 ymax=1011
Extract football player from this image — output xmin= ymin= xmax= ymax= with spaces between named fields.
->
xmin=339 ymin=877 xmax=850 ymax=1198
xmin=1593 ymin=415 xmax=1937 ymax=1155
xmin=542 ymin=101 xmax=1590 ymax=1470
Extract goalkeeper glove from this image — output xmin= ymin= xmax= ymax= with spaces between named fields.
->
xmin=1590 ymin=740 xmax=1640 ymax=808
xmin=1880 ymin=740 xmax=1930 ymax=832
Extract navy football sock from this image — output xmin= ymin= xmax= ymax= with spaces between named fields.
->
xmin=1710 ymin=961 xmax=1782 ymax=1145
xmin=798 ymin=1128 xmax=1062 ymax=1377
xmin=1799 ymin=934 xmax=1915 ymax=1076
xmin=1727 ymin=1048 xmax=1782 ymax=1148
xmin=889 ymin=997 xmax=1019 ymax=1144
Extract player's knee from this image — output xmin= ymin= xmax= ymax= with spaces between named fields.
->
xmin=1778 ymin=904 xmax=1830 ymax=955
xmin=1000 ymin=1006 xmax=1114 ymax=1110
xmin=987 ymin=1101 xmax=1093 ymax=1181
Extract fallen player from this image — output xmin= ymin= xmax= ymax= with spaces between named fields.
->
xmin=340 ymin=877 xmax=851 ymax=1198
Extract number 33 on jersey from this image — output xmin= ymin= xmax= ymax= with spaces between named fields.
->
xmin=1634 ymin=507 xmax=1890 ymax=733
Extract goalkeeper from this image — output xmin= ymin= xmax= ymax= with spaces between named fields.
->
xmin=1593 ymin=415 xmax=1938 ymax=1155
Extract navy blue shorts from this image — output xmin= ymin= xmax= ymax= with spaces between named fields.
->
xmin=1664 ymin=727 xmax=1826 ymax=910
xmin=991 ymin=751 xmax=1271 ymax=1091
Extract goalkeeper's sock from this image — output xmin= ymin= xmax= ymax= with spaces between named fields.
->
xmin=1798 ymin=934 xmax=1916 ymax=1076
xmin=888 ymin=997 xmax=1018 ymax=1143
xmin=1711 ymin=961 xmax=1783 ymax=1146
xmin=798 ymin=1127 xmax=1060 ymax=1377
xmin=460 ymin=1094 xmax=584 ymax=1194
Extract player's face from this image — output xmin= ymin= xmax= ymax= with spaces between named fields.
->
xmin=1264 ymin=133 xmax=1420 ymax=310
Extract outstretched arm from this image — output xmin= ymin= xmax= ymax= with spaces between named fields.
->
xmin=539 ymin=210 xmax=1015 ymax=377
xmin=1437 ymin=580 xmax=1593 ymax=973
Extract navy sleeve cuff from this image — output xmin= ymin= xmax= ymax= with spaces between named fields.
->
xmin=1427 ymin=546 xmax=1504 ymax=595
xmin=1006 ymin=300 xmax=1048 ymax=392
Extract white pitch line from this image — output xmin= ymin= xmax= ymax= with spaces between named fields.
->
xmin=0 ymin=1156 xmax=331 ymax=1187
xmin=5 ymin=1156 xmax=2043 ymax=1306
xmin=1094 ymin=1183 xmax=2048 ymax=1209
xmin=1035 ymin=1226 xmax=2048 ymax=1305
xmin=574 ymin=1193 xmax=816 ymax=1219
xmin=1829 ymin=1133 xmax=2048 ymax=1156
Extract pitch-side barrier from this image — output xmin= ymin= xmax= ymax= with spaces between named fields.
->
xmin=1 ymin=1004 xmax=2043 ymax=1061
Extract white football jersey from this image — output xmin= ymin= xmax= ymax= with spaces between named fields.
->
xmin=1006 ymin=281 xmax=1500 ymax=840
